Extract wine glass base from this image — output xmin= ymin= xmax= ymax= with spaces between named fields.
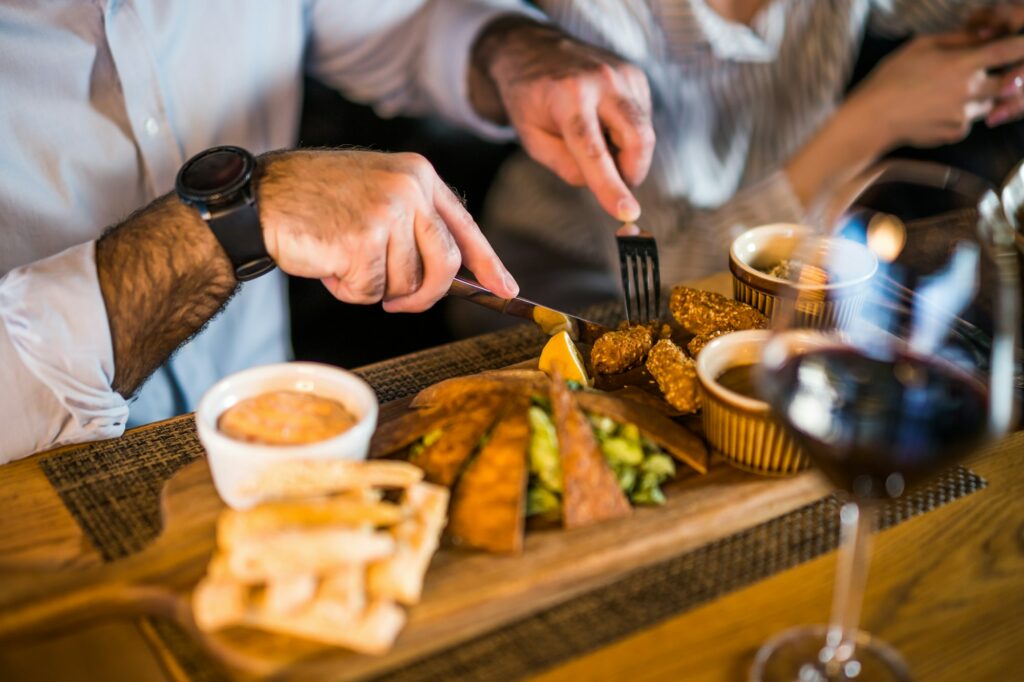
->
xmin=750 ymin=625 xmax=911 ymax=682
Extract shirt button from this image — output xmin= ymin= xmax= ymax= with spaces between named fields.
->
xmin=144 ymin=117 xmax=160 ymax=137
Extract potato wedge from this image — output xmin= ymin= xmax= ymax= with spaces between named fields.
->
xmin=410 ymin=370 xmax=548 ymax=411
xmin=447 ymin=401 xmax=530 ymax=554
xmin=413 ymin=393 xmax=505 ymax=486
xmin=550 ymin=373 xmax=630 ymax=529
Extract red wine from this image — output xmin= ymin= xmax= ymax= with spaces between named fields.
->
xmin=764 ymin=348 xmax=989 ymax=499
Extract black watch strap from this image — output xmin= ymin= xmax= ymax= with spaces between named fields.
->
xmin=207 ymin=200 xmax=276 ymax=281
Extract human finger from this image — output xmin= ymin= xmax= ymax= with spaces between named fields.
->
xmin=988 ymin=93 xmax=1024 ymax=127
xmin=432 ymin=177 xmax=519 ymax=298
xmin=598 ymin=91 xmax=655 ymax=187
xmin=518 ymin=127 xmax=586 ymax=187
xmin=382 ymin=209 xmax=460 ymax=313
xmin=382 ymin=206 xmax=424 ymax=300
xmin=557 ymin=104 xmax=640 ymax=221
xmin=965 ymin=98 xmax=995 ymax=123
xmin=967 ymin=69 xmax=1003 ymax=100
xmin=973 ymin=34 xmax=1024 ymax=70
xmin=998 ymin=64 xmax=1024 ymax=98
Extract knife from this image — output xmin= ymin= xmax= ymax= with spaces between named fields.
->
xmin=447 ymin=275 xmax=612 ymax=344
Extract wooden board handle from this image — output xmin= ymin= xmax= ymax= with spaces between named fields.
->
xmin=0 ymin=559 xmax=182 ymax=641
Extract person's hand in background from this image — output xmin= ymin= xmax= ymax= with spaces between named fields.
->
xmin=259 ymin=150 xmax=518 ymax=313
xmin=469 ymin=17 xmax=655 ymax=223
xmin=784 ymin=26 xmax=1024 ymax=211
xmin=848 ymin=30 xmax=1024 ymax=147
xmin=964 ymin=5 xmax=1024 ymax=127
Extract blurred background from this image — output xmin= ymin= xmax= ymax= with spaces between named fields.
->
xmin=291 ymin=31 xmax=1024 ymax=369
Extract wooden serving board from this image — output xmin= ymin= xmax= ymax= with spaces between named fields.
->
xmin=0 ymin=406 xmax=829 ymax=680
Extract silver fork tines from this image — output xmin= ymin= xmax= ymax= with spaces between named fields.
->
xmin=615 ymin=225 xmax=661 ymax=324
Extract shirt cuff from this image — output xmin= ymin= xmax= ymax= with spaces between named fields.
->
xmin=0 ymin=242 xmax=128 ymax=462
xmin=424 ymin=0 xmax=547 ymax=142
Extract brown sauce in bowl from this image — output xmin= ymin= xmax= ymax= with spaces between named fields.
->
xmin=218 ymin=390 xmax=356 ymax=445
xmin=715 ymin=364 xmax=764 ymax=402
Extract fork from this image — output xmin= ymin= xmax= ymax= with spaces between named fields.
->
xmin=615 ymin=223 xmax=661 ymax=324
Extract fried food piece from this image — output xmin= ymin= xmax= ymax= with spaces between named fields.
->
xmin=414 ymin=393 xmax=505 ymax=486
xmin=686 ymin=330 xmax=730 ymax=358
xmin=226 ymin=528 xmax=394 ymax=581
xmin=646 ymin=339 xmax=702 ymax=414
xmin=217 ymin=497 xmax=405 ymax=550
xmin=410 ymin=371 xmax=548 ymax=411
xmin=368 ymin=481 xmax=449 ymax=605
xmin=250 ymin=598 xmax=407 ymax=656
xmin=241 ymin=460 xmax=423 ymax=500
xmin=447 ymin=402 xmax=530 ymax=554
xmin=574 ymin=391 xmax=708 ymax=474
xmin=590 ymin=324 xmax=655 ymax=375
xmin=549 ymin=372 xmax=630 ymax=529
xmin=669 ymin=286 xmax=767 ymax=336
xmin=369 ymin=408 xmax=455 ymax=459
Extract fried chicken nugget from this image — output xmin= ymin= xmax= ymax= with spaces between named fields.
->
xmin=686 ymin=330 xmax=729 ymax=358
xmin=590 ymin=324 xmax=655 ymax=375
xmin=645 ymin=339 xmax=701 ymax=414
xmin=669 ymin=287 xmax=767 ymax=336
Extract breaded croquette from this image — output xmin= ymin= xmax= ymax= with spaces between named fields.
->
xmin=686 ymin=330 xmax=729 ymax=358
xmin=590 ymin=324 xmax=655 ymax=375
xmin=645 ymin=339 xmax=701 ymax=414
xmin=669 ymin=287 xmax=767 ymax=336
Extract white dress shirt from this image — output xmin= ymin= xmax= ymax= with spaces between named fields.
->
xmin=0 ymin=0 xmax=531 ymax=463
xmin=484 ymin=0 xmax=1005 ymax=287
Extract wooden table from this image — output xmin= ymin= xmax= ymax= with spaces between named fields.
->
xmin=1 ymin=268 xmax=1021 ymax=680
xmin=2 ymin=409 xmax=1021 ymax=682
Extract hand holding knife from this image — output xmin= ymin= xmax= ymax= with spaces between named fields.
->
xmin=447 ymin=275 xmax=611 ymax=344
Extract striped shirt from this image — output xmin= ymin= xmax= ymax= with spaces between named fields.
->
xmin=485 ymin=0 xmax=1006 ymax=285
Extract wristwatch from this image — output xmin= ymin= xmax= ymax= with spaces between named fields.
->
xmin=175 ymin=145 xmax=276 ymax=281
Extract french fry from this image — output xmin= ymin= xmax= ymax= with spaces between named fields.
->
xmin=368 ymin=482 xmax=449 ymax=604
xmin=316 ymin=565 xmax=367 ymax=623
xmin=261 ymin=574 xmax=318 ymax=615
xmin=227 ymin=528 xmax=394 ymax=581
xmin=217 ymin=497 xmax=406 ymax=549
xmin=192 ymin=578 xmax=249 ymax=631
xmin=245 ymin=599 xmax=406 ymax=656
xmin=240 ymin=459 xmax=423 ymax=500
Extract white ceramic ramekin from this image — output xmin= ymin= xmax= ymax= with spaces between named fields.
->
xmin=196 ymin=362 xmax=379 ymax=509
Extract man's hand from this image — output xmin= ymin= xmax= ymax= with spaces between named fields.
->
xmin=470 ymin=17 xmax=655 ymax=222
xmin=97 ymin=148 xmax=517 ymax=396
xmin=849 ymin=31 xmax=1024 ymax=148
xmin=258 ymin=149 xmax=518 ymax=313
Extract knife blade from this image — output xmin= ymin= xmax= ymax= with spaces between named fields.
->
xmin=447 ymin=275 xmax=612 ymax=345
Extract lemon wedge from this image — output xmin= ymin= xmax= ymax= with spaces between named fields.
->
xmin=532 ymin=306 xmax=575 ymax=338
xmin=539 ymin=330 xmax=591 ymax=387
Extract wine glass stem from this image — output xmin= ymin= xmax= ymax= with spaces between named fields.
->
xmin=824 ymin=501 xmax=876 ymax=671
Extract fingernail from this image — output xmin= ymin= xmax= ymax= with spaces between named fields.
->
xmin=988 ymin=109 xmax=1010 ymax=127
xmin=617 ymin=198 xmax=641 ymax=222
xmin=503 ymin=271 xmax=519 ymax=296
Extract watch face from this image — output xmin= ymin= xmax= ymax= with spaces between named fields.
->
xmin=176 ymin=146 xmax=255 ymax=205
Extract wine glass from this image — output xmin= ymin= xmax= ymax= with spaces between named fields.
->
xmin=749 ymin=185 xmax=1020 ymax=681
